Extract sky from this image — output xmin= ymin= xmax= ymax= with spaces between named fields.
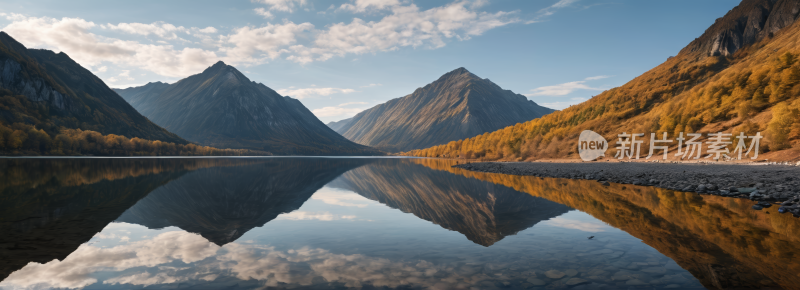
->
xmin=0 ymin=0 xmax=740 ymax=123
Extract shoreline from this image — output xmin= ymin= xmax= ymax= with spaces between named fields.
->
xmin=454 ymin=161 xmax=800 ymax=215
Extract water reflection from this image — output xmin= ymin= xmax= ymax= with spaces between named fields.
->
xmin=328 ymin=161 xmax=571 ymax=246
xmin=116 ymin=158 xmax=373 ymax=245
xmin=413 ymin=159 xmax=798 ymax=289
xmin=2 ymin=158 xmax=795 ymax=289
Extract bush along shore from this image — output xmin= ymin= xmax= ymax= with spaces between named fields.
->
xmin=454 ymin=161 xmax=800 ymax=216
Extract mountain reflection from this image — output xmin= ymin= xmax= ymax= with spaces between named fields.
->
xmin=414 ymin=159 xmax=799 ymax=290
xmin=0 ymin=159 xmax=239 ymax=281
xmin=329 ymin=159 xmax=572 ymax=246
xmin=116 ymin=158 xmax=374 ymax=245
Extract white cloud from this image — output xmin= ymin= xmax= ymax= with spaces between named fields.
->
xmin=254 ymin=7 xmax=274 ymax=19
xmin=585 ymin=75 xmax=612 ymax=81
xmin=312 ymin=106 xmax=366 ymax=118
xmin=339 ymin=0 xmax=401 ymax=13
xmin=117 ymin=70 xmax=133 ymax=81
xmin=197 ymin=26 xmax=218 ymax=34
xmin=96 ymin=66 xmax=108 ymax=72
xmin=337 ymin=101 xmax=368 ymax=106
xmin=360 ymin=83 xmax=382 ymax=88
xmin=311 ymin=100 xmax=370 ymax=118
xmin=103 ymin=21 xmax=187 ymax=40
xmin=541 ymin=97 xmax=587 ymax=109
xmin=275 ymin=211 xmax=356 ymax=221
xmin=526 ymin=81 xmax=601 ymax=97
xmin=2 ymin=14 xmax=219 ymax=78
xmin=276 ymin=87 xmax=355 ymax=99
xmin=1 ymin=1 xmax=522 ymax=78
xmin=219 ymin=22 xmax=314 ymax=65
xmin=525 ymin=75 xmax=610 ymax=97
xmin=312 ymin=2 xmax=519 ymax=61
xmin=541 ymin=217 xmax=610 ymax=232
xmin=252 ymin=0 xmax=307 ymax=13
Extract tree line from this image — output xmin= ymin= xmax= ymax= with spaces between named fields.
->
xmin=0 ymin=122 xmax=269 ymax=156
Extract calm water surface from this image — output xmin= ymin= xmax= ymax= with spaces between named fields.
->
xmin=0 ymin=158 xmax=797 ymax=289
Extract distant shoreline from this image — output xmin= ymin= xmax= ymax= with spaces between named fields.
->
xmin=454 ymin=161 xmax=800 ymax=215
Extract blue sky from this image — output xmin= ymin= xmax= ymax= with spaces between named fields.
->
xmin=0 ymin=0 xmax=739 ymax=123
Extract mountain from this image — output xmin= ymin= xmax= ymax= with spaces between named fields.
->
xmin=0 ymin=32 xmax=185 ymax=144
xmin=407 ymin=0 xmax=800 ymax=161
xmin=328 ymin=68 xmax=554 ymax=153
xmin=327 ymin=159 xmax=571 ymax=246
xmin=326 ymin=118 xmax=353 ymax=133
xmin=115 ymin=62 xmax=379 ymax=155
xmin=116 ymin=158 xmax=373 ymax=245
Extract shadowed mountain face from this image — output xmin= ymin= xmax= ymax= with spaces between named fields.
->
xmin=328 ymin=159 xmax=571 ymax=246
xmin=431 ymin=162 xmax=800 ymax=290
xmin=0 ymin=32 xmax=185 ymax=143
xmin=329 ymin=68 xmax=554 ymax=153
xmin=116 ymin=158 xmax=374 ymax=246
xmin=114 ymin=62 xmax=379 ymax=156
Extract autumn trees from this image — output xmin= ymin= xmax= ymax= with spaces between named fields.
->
xmin=0 ymin=122 xmax=269 ymax=156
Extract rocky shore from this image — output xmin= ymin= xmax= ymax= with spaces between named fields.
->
xmin=454 ymin=161 xmax=800 ymax=215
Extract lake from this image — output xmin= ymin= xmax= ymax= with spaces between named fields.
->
xmin=0 ymin=157 xmax=796 ymax=289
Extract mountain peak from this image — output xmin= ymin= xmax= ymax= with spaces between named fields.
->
xmin=436 ymin=67 xmax=480 ymax=83
xmin=202 ymin=60 xmax=237 ymax=75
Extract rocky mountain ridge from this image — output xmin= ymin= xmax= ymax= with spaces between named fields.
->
xmin=330 ymin=68 xmax=554 ymax=152
xmin=687 ymin=0 xmax=800 ymax=57
xmin=0 ymin=32 xmax=185 ymax=144
xmin=115 ymin=62 xmax=380 ymax=155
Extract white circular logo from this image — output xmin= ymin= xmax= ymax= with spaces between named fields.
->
xmin=578 ymin=130 xmax=608 ymax=161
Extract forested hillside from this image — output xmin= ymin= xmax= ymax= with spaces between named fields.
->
xmin=405 ymin=0 xmax=800 ymax=161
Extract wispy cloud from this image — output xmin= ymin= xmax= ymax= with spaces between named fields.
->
xmin=541 ymin=97 xmax=587 ymax=110
xmin=253 ymin=8 xmax=274 ymax=19
xmin=526 ymin=0 xmax=579 ymax=24
xmin=276 ymin=87 xmax=356 ymax=99
xmin=252 ymin=0 xmax=307 ymax=13
xmin=337 ymin=101 xmax=368 ymax=106
xmin=360 ymin=83 xmax=382 ymax=88
xmin=525 ymin=75 xmax=611 ymax=97
xmin=584 ymin=75 xmax=612 ymax=81
xmin=312 ymin=101 xmax=369 ymax=118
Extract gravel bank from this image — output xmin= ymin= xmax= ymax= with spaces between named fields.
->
xmin=454 ymin=161 xmax=800 ymax=215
